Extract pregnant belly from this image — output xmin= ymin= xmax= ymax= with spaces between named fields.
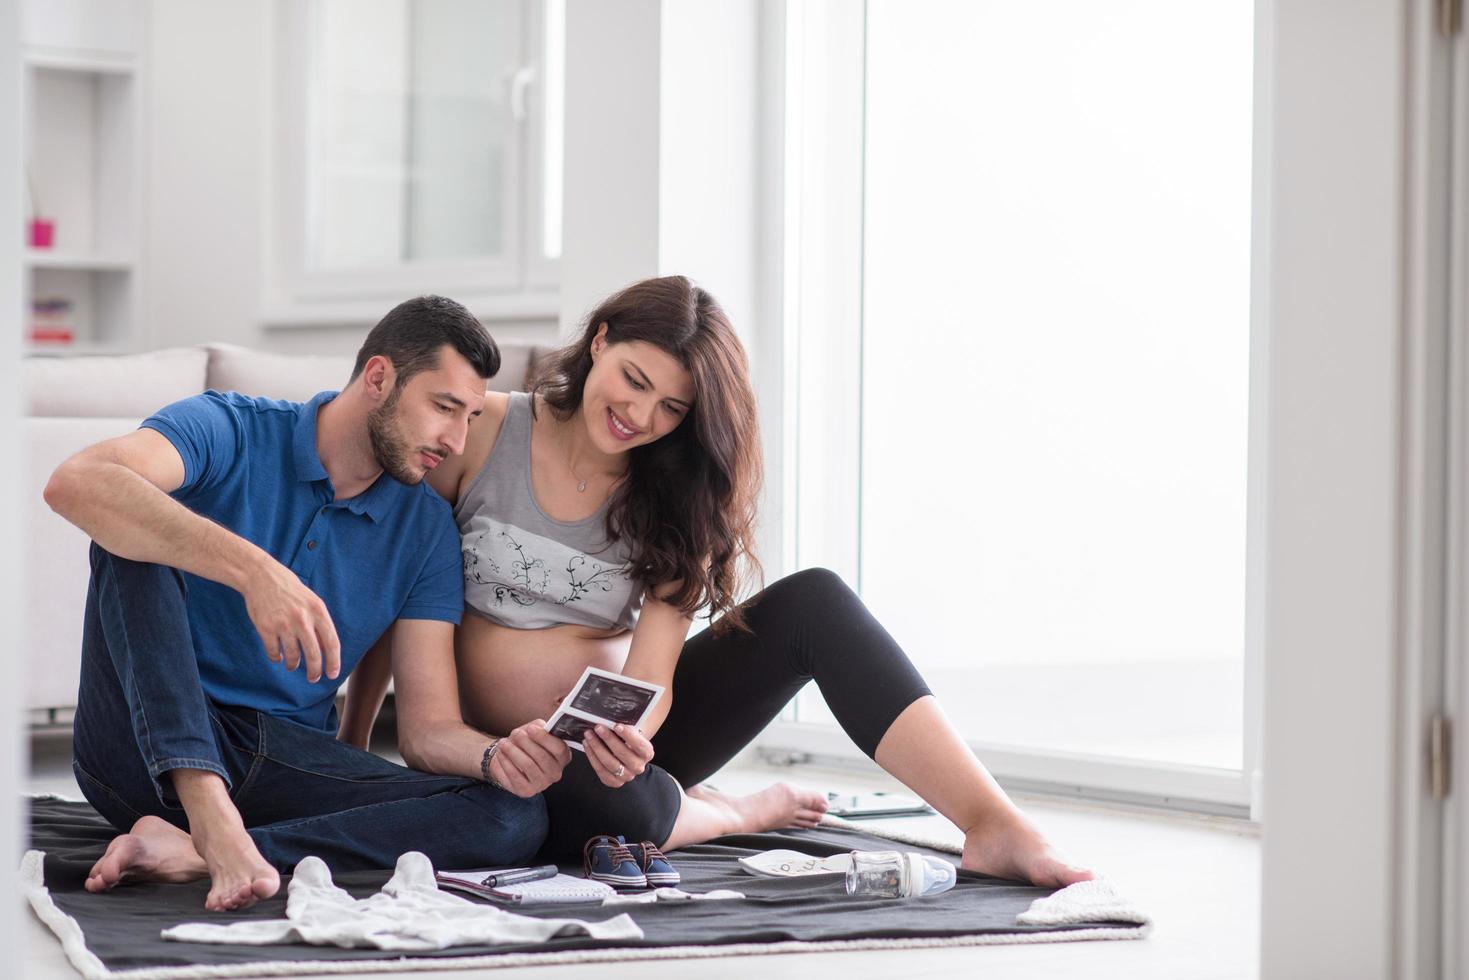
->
xmin=454 ymin=610 xmax=633 ymax=735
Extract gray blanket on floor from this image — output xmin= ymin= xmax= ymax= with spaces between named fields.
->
xmin=25 ymin=797 xmax=1143 ymax=976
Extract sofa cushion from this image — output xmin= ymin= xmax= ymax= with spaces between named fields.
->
xmin=26 ymin=417 xmax=145 ymax=710
xmin=206 ymin=345 xmax=356 ymax=402
xmin=491 ymin=344 xmax=540 ymax=393
xmin=25 ymin=348 xmax=209 ymax=418
xmin=207 ymin=343 xmax=543 ymax=399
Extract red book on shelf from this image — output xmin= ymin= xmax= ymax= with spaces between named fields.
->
xmin=29 ymin=326 xmax=74 ymax=345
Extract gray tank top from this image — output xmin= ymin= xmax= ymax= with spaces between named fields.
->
xmin=453 ymin=392 xmax=642 ymax=631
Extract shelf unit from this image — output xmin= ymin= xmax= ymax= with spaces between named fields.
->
xmin=20 ymin=0 xmax=145 ymax=356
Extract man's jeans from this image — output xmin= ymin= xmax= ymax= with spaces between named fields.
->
xmin=71 ymin=544 xmax=547 ymax=872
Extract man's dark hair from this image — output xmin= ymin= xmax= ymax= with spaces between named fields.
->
xmin=350 ymin=295 xmax=499 ymax=388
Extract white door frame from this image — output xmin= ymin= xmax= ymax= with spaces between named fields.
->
xmin=1399 ymin=0 xmax=1455 ymax=975
xmin=1258 ymin=0 xmax=1454 ymax=976
xmin=3 ymin=0 xmax=26 ymax=959
xmin=1446 ymin=2 xmax=1469 ymax=974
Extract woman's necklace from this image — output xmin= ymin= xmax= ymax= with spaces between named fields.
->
xmin=559 ymin=420 xmax=590 ymax=492
xmin=556 ymin=413 xmax=626 ymax=494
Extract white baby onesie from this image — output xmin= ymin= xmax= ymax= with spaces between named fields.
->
xmin=162 ymin=852 xmax=643 ymax=951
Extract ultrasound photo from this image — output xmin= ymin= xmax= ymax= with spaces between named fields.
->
xmin=570 ymin=674 xmax=657 ymax=725
xmin=545 ymin=667 xmax=665 ymax=750
xmin=547 ymin=713 xmax=598 ymax=749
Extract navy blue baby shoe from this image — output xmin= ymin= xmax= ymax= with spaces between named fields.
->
xmin=626 ymin=839 xmax=681 ymax=887
xmin=583 ymin=835 xmax=647 ymax=889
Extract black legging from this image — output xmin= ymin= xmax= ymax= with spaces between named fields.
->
xmin=537 ymin=566 xmax=932 ymax=858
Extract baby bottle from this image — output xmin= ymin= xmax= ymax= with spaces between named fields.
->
xmin=843 ymin=850 xmax=957 ymax=899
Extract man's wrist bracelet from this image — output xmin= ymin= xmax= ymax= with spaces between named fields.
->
xmin=481 ymin=739 xmax=504 ymax=789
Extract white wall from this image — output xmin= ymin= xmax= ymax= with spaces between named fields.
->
xmin=2 ymin=0 xmax=27 ymax=962
xmin=144 ymin=0 xmax=268 ymax=351
xmin=560 ymin=0 xmax=761 ymax=345
xmin=657 ymin=1 xmax=759 ymax=346
xmin=558 ymin=0 xmax=662 ymax=335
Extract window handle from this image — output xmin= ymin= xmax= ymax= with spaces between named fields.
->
xmin=1440 ymin=0 xmax=1462 ymax=36
xmin=509 ymin=66 xmax=536 ymax=122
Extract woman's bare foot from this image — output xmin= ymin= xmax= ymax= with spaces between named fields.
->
xmin=85 ymin=813 xmax=280 ymax=912
xmin=961 ymin=811 xmax=1094 ymax=889
xmin=686 ymin=782 xmax=830 ymax=834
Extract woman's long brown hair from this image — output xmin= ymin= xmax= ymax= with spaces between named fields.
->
xmin=533 ymin=276 xmax=762 ymax=630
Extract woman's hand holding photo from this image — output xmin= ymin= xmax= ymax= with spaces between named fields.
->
xmin=583 ymin=723 xmax=654 ymax=788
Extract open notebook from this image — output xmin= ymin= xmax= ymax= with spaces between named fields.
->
xmin=435 ymin=870 xmax=615 ymax=906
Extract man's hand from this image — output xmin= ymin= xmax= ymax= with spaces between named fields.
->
xmin=241 ymin=558 xmax=341 ymax=682
xmin=488 ymin=721 xmax=573 ymax=797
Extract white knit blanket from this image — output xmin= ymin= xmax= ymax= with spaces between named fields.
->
xmin=1016 ymin=878 xmax=1151 ymax=927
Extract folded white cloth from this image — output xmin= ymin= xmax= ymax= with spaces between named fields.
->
xmin=738 ymin=848 xmax=851 ymax=878
xmin=601 ymin=887 xmax=746 ymax=906
xmin=162 ymin=853 xmax=643 ymax=951
xmin=1016 ymin=878 xmax=1151 ymax=927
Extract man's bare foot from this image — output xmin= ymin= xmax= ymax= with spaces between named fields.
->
xmin=687 ymin=782 xmax=830 ymax=834
xmin=166 ymin=769 xmax=281 ymax=911
xmin=86 ymin=816 xmax=207 ymax=893
xmin=962 ymin=811 xmax=1094 ymax=888
xmin=85 ymin=813 xmax=280 ymax=912
xmin=189 ymin=815 xmax=281 ymax=911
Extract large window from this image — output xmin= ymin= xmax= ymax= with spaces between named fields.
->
xmin=781 ymin=0 xmax=1257 ymax=807
xmin=274 ymin=0 xmax=562 ymax=308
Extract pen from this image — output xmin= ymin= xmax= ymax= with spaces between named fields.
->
xmin=479 ymin=864 xmax=558 ymax=888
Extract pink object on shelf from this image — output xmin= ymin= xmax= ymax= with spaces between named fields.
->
xmin=28 ymin=218 xmax=54 ymax=249
xmin=28 ymin=327 xmax=74 ymax=346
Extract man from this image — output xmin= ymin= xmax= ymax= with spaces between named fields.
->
xmin=45 ymin=296 xmax=572 ymax=911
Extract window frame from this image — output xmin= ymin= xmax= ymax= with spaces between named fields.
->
xmin=754 ymin=0 xmax=1264 ymax=818
xmin=267 ymin=0 xmax=558 ymax=319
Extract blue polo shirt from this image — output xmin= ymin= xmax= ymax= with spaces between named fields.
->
xmin=141 ymin=390 xmax=463 ymax=733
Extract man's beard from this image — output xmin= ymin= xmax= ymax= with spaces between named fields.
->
xmin=367 ymin=386 xmax=428 ymax=485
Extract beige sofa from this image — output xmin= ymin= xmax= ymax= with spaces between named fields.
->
xmin=23 ymin=342 xmax=543 ymax=717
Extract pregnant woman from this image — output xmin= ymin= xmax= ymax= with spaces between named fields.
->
xmin=342 ymin=276 xmax=1092 ymax=888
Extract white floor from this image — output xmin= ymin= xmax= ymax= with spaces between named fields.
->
xmin=21 ymin=730 xmax=1260 ymax=979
